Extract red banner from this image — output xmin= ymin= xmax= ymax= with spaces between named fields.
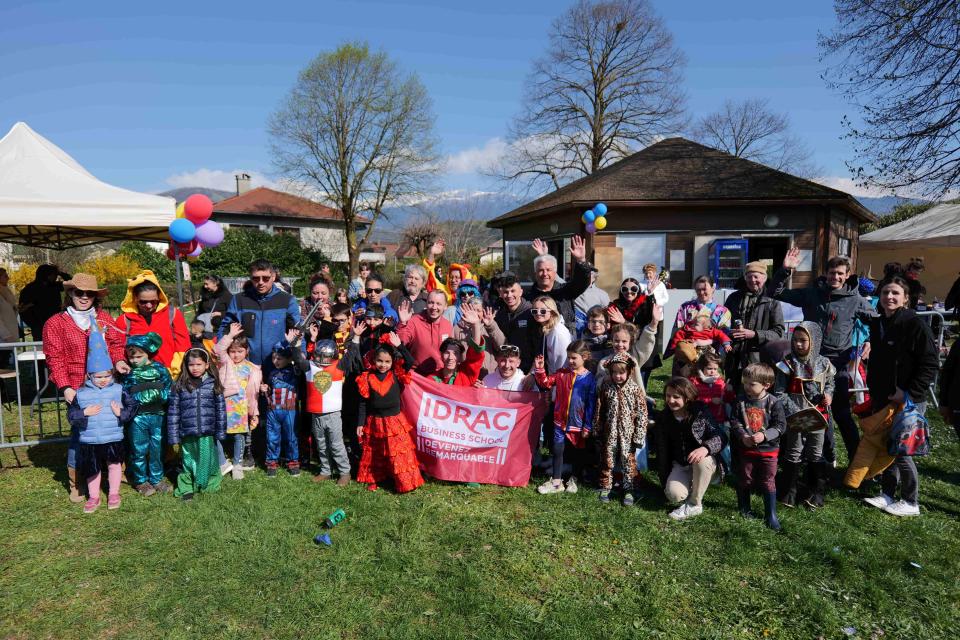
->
xmin=401 ymin=373 xmax=549 ymax=487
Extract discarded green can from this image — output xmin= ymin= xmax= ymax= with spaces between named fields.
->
xmin=324 ymin=509 xmax=346 ymax=529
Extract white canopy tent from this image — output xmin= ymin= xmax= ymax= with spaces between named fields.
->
xmin=859 ymin=203 xmax=960 ymax=299
xmin=0 ymin=122 xmax=174 ymax=249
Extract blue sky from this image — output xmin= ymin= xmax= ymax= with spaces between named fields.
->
xmin=0 ymin=0 xmax=878 ymax=197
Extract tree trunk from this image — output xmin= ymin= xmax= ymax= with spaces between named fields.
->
xmin=345 ymin=215 xmax=359 ymax=279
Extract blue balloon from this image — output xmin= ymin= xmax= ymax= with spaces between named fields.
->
xmin=583 ymin=210 xmax=596 ymax=223
xmin=169 ymin=218 xmax=197 ymax=244
xmin=594 ymin=202 xmax=607 ymax=216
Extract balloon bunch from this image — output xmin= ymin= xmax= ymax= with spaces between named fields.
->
xmin=166 ymin=194 xmax=224 ymax=260
xmin=581 ymin=202 xmax=609 ymax=234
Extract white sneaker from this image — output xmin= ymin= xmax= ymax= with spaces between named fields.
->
xmin=863 ymin=493 xmax=894 ymax=510
xmin=220 ymin=461 xmax=233 ymax=477
xmin=537 ymin=479 xmax=564 ymax=494
xmin=232 ymin=466 xmax=244 ymax=481
xmin=669 ymin=503 xmax=703 ymax=521
xmin=565 ymin=476 xmax=579 ymax=494
xmin=883 ymin=500 xmax=920 ymax=517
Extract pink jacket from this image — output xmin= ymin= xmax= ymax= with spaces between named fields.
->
xmin=396 ymin=313 xmax=454 ymax=376
xmin=215 ymin=334 xmax=262 ymax=419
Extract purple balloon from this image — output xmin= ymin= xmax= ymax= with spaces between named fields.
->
xmin=194 ymin=220 xmax=224 ymax=247
xmin=585 ymin=221 xmax=597 ymax=234
xmin=188 ymin=245 xmax=203 ymax=257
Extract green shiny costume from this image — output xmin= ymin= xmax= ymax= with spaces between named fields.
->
xmin=175 ymin=435 xmax=221 ymax=496
xmin=123 ymin=360 xmax=172 ymax=486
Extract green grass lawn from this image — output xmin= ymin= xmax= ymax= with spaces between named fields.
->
xmin=1 ymin=365 xmax=958 ymax=640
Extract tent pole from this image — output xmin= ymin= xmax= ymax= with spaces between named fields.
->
xmin=174 ymin=255 xmax=184 ymax=308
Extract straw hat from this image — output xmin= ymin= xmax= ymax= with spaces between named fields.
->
xmin=63 ymin=273 xmax=108 ymax=297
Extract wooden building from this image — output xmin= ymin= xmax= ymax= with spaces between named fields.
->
xmin=487 ymin=138 xmax=877 ymax=291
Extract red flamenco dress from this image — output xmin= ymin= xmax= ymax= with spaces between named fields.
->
xmin=355 ymin=356 xmax=424 ymax=493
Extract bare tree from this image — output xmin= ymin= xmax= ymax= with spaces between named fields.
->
xmin=820 ymin=0 xmax=960 ymax=197
xmin=492 ymin=0 xmax=687 ymax=194
xmin=268 ymin=43 xmax=439 ymax=276
xmin=401 ymin=195 xmax=498 ymax=263
xmin=690 ymin=98 xmax=820 ymax=178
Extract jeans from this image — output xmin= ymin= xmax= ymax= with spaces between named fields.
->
xmin=217 ymin=433 xmax=245 ymax=465
xmin=882 ymin=456 xmax=918 ymax=504
xmin=664 ymin=456 xmax=717 ymax=506
xmin=311 ymin=411 xmax=350 ymax=476
xmin=67 ymin=424 xmax=80 ymax=469
xmin=266 ymin=409 xmax=298 ymax=465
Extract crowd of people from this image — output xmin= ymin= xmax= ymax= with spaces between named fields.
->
xmin=6 ymin=236 xmax=952 ymax=527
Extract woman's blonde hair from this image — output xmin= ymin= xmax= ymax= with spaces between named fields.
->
xmin=532 ymin=295 xmax=560 ymax=334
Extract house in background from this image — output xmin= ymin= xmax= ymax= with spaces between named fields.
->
xmin=210 ymin=174 xmax=369 ymax=262
xmin=478 ymin=240 xmax=503 ymax=265
xmin=488 ymin=138 xmax=877 ymax=292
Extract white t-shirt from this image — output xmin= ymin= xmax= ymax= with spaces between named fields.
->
xmin=482 ymin=369 xmax=527 ymax=391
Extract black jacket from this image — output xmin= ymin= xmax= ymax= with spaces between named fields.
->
xmin=724 ymin=287 xmax=785 ymax=378
xmin=493 ymin=299 xmax=537 ymax=372
xmin=867 ymin=308 xmax=939 ymax=410
xmin=199 ymin=287 xmax=233 ymax=330
xmin=166 ymin=375 xmax=227 ymax=444
xmin=655 ymin=402 xmax=724 ymax=486
xmin=940 ymin=339 xmax=960 ymax=411
xmin=523 ymin=260 xmax=592 ymax=333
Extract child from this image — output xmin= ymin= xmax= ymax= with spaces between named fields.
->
xmin=121 ymin=332 xmax=173 ymax=496
xmin=292 ymin=329 xmax=362 ymax=485
xmin=669 ymin=316 xmax=732 ymax=360
xmin=774 ymin=321 xmax=836 ymax=509
xmin=481 ymin=344 xmax=534 ymax=391
xmin=189 ymin=319 xmax=207 ymax=351
xmin=941 ymin=337 xmax=960 ymax=441
xmin=167 ymin=348 xmax=227 ymax=500
xmin=215 ymin=323 xmax=262 ymax=480
xmin=595 ymin=305 xmax=661 ymax=393
xmin=261 ymin=329 xmax=306 ymax=477
xmin=729 ymin=363 xmax=786 ymax=530
xmin=68 ymin=327 xmax=138 ymax=513
xmin=594 ymin=353 xmax=647 ymax=505
xmin=582 ymin=305 xmax=612 ymax=367
xmin=656 ymin=377 xmax=724 ymax=521
xmin=690 ymin=351 xmax=734 ymax=424
xmin=534 ymin=340 xmax=596 ymax=495
xmin=329 ymin=302 xmax=353 ymax=356
xmin=355 ymin=333 xmax=424 ymax=493
xmin=430 ymin=304 xmax=485 ymax=386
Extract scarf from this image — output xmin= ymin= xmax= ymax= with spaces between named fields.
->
xmin=66 ymin=306 xmax=97 ymax=331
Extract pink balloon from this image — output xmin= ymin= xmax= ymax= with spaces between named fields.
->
xmin=585 ymin=221 xmax=597 ymax=234
xmin=188 ymin=245 xmax=202 ymax=257
xmin=195 ymin=220 xmax=224 ymax=247
xmin=184 ymin=194 xmax=213 ymax=224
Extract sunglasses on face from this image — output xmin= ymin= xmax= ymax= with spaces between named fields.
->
xmin=458 ymin=291 xmax=476 ymax=299
xmin=366 ymin=287 xmax=383 ymax=294
xmin=137 ymin=298 xmax=159 ymax=306
xmin=251 ymin=275 xmax=272 ymax=283
xmin=497 ymin=345 xmax=521 ymax=357
xmin=72 ymin=289 xmax=97 ymax=299
xmin=620 ymin=285 xmax=639 ymax=294
xmin=530 ymin=308 xmax=550 ymax=317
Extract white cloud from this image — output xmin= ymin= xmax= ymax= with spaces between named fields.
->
xmin=809 ymin=175 xmax=953 ymax=200
xmin=164 ymin=168 xmax=276 ymax=192
xmin=444 ymin=138 xmax=508 ymax=174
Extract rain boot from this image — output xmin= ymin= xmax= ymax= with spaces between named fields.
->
xmin=67 ymin=467 xmax=84 ymax=503
xmin=778 ymin=462 xmax=799 ymax=508
xmin=763 ymin=491 xmax=782 ymax=531
xmin=736 ymin=487 xmax=754 ymax=518
xmin=804 ymin=461 xmax=827 ymax=510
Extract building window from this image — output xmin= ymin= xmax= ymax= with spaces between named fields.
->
xmin=838 ymin=237 xmax=850 ymax=257
xmin=275 ymin=226 xmax=301 ymax=240
xmin=504 ymin=238 xmax=570 ymax=284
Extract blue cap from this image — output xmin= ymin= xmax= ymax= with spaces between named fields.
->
xmin=86 ymin=325 xmax=114 ymax=373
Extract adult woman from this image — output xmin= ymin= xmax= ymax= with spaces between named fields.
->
xmin=348 ymin=262 xmax=371 ymax=302
xmin=42 ymin=274 xmax=126 ymax=502
xmin=115 ymin=271 xmax=191 ymax=377
xmin=862 ymin=276 xmax=939 ymax=517
xmin=608 ymin=276 xmax=662 ymax=380
xmin=197 ymin=275 xmax=232 ymax=332
xmin=301 ymin=274 xmax=332 ymax=328
xmin=18 ymin=264 xmax=70 ymax=340
xmin=674 ymin=275 xmax=732 ymax=332
xmin=529 ymin=296 xmax=571 ymax=374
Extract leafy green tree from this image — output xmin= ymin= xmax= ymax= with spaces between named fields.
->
xmin=117 ymin=241 xmax=176 ymax=281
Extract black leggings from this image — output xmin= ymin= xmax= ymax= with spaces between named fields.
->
xmin=552 ymin=439 xmax=586 ymax=480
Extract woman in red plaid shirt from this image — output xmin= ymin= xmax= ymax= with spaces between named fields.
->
xmin=42 ymin=274 xmax=126 ymax=502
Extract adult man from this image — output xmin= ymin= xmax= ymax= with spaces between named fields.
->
xmin=523 ymin=235 xmax=591 ymax=333
xmin=218 ymin=259 xmax=300 ymax=367
xmin=767 ymin=248 xmax=877 ymax=461
xmin=486 ymin=272 xmax=535 ymax=372
xmin=396 ymin=289 xmax=454 ymax=376
xmin=724 ymin=261 xmax=785 ymax=393
xmin=114 ymin=270 xmax=191 ymax=377
xmin=387 ymin=264 xmax=430 ymax=314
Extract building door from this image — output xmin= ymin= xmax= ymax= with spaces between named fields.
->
xmin=747 ymin=236 xmax=791 ymax=275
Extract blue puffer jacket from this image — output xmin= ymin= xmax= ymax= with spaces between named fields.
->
xmin=166 ymin=374 xmax=226 ymax=444
xmin=217 ymin=284 xmax=300 ymax=366
xmin=68 ymin=379 xmax=138 ymax=445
